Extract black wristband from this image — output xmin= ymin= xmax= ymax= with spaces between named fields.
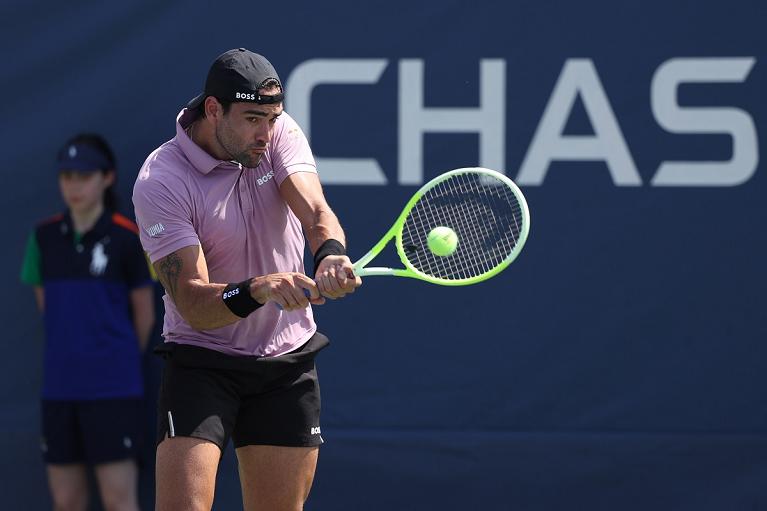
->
xmin=313 ymin=238 xmax=346 ymax=276
xmin=222 ymin=279 xmax=262 ymax=318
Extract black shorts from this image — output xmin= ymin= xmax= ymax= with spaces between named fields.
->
xmin=41 ymin=398 xmax=144 ymax=465
xmin=155 ymin=332 xmax=329 ymax=451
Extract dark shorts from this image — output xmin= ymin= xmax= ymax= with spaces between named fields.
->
xmin=41 ymin=398 xmax=144 ymax=465
xmin=155 ymin=332 xmax=329 ymax=451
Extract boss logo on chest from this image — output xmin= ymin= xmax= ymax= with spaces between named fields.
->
xmin=257 ymin=170 xmax=275 ymax=186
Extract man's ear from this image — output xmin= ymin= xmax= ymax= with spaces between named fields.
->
xmin=204 ymin=96 xmax=222 ymax=119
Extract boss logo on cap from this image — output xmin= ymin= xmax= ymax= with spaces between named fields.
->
xmin=235 ymin=92 xmax=257 ymax=100
xmin=234 ymin=91 xmax=284 ymax=104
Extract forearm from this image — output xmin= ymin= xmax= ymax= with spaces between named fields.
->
xmin=152 ymin=246 xmax=321 ymax=329
xmin=167 ymin=274 xmax=324 ymax=322
xmin=279 ymin=173 xmax=361 ymax=298
xmin=168 ymin=279 xmax=241 ymax=331
xmin=154 ymin=250 xmax=242 ymax=331
xmin=303 ymin=206 xmax=346 ymax=254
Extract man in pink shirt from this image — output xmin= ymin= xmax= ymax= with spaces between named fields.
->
xmin=133 ymin=48 xmax=361 ymax=511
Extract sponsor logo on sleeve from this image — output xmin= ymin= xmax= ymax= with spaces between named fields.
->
xmin=145 ymin=223 xmax=165 ymax=237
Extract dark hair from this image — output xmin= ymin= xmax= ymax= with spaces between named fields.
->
xmin=63 ymin=133 xmax=119 ymax=211
xmin=260 ymin=78 xmax=282 ymax=92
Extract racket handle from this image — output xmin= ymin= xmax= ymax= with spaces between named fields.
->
xmin=354 ymin=267 xmax=409 ymax=277
xmin=276 ymin=288 xmax=312 ymax=311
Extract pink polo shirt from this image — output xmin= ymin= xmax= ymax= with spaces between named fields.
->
xmin=132 ymin=108 xmax=317 ymax=357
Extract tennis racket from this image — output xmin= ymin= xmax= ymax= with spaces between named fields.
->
xmin=351 ymin=167 xmax=530 ymax=285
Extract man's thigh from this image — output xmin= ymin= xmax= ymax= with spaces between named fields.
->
xmin=236 ymin=445 xmax=319 ymax=511
xmin=156 ymin=437 xmax=221 ymax=511
xmin=155 ymin=351 xmax=238 ymax=511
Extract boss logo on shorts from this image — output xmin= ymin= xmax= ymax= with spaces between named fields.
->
xmin=223 ymin=288 xmax=240 ymax=299
xmin=311 ymin=426 xmax=321 ymax=435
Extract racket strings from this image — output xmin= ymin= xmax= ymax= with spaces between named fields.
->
xmin=401 ymin=172 xmax=525 ymax=281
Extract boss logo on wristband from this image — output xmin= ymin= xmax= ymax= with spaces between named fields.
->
xmin=222 ymin=279 xmax=262 ymax=318
xmin=223 ymin=288 xmax=240 ymax=300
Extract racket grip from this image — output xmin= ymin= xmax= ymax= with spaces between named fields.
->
xmin=276 ymin=288 xmax=312 ymax=311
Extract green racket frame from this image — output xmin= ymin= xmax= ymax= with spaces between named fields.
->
xmin=352 ymin=167 xmax=530 ymax=286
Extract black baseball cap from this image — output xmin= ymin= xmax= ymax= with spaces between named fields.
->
xmin=186 ymin=48 xmax=284 ymax=109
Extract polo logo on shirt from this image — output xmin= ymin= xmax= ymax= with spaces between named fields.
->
xmin=257 ymin=170 xmax=275 ymax=186
xmin=90 ymin=242 xmax=108 ymax=275
xmin=145 ymin=223 xmax=165 ymax=237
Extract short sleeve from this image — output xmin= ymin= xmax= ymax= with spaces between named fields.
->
xmin=20 ymin=230 xmax=42 ymax=285
xmin=133 ymin=165 xmax=200 ymax=263
xmin=270 ymin=112 xmax=317 ymax=186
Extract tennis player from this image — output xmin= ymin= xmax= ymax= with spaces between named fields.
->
xmin=21 ymin=133 xmax=154 ymax=511
xmin=132 ymin=48 xmax=360 ymax=511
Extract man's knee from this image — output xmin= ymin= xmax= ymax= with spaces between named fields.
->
xmin=156 ymin=494 xmax=211 ymax=511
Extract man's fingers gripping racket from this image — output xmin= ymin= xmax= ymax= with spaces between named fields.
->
xmin=269 ymin=274 xmax=323 ymax=310
xmin=316 ymin=259 xmax=360 ymax=299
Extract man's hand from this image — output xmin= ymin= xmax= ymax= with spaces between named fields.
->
xmin=315 ymin=255 xmax=362 ymax=299
xmin=250 ymin=273 xmax=325 ymax=311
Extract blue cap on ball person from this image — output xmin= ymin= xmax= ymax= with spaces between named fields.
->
xmin=186 ymin=48 xmax=284 ymax=109
xmin=56 ymin=141 xmax=112 ymax=173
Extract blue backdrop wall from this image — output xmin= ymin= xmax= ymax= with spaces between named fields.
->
xmin=2 ymin=1 xmax=765 ymax=509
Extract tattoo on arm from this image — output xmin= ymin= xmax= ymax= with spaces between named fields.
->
xmin=157 ymin=252 xmax=183 ymax=302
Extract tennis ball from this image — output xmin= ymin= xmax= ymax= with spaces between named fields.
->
xmin=427 ymin=226 xmax=458 ymax=256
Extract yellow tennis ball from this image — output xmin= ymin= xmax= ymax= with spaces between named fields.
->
xmin=427 ymin=226 xmax=458 ymax=256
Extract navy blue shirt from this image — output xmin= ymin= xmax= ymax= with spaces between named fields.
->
xmin=21 ymin=210 xmax=153 ymax=400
